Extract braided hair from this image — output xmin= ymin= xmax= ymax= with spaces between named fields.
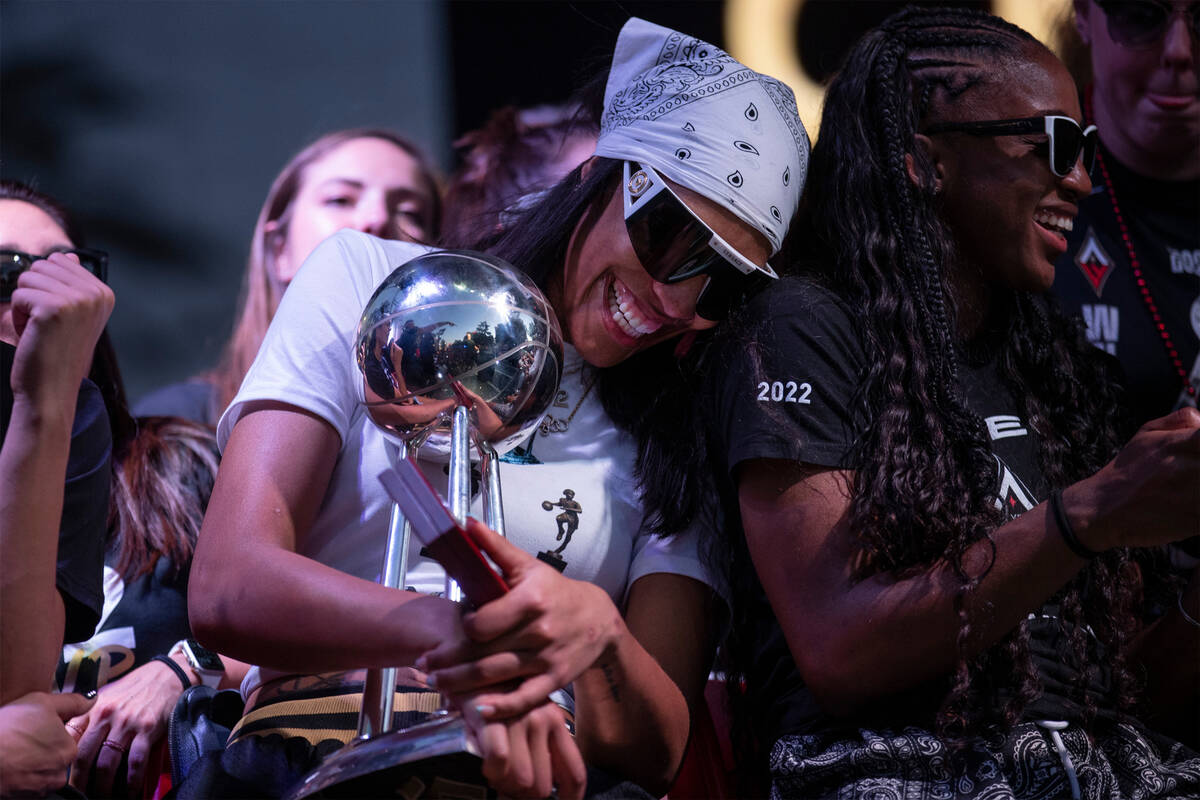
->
xmin=813 ymin=3 xmax=1141 ymax=730
xmin=699 ymin=6 xmax=1150 ymax=783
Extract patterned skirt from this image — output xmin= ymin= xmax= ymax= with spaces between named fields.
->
xmin=769 ymin=720 xmax=1200 ymax=800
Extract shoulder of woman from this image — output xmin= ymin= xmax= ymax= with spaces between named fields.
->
xmin=731 ymin=277 xmax=859 ymax=351
xmin=315 ymin=230 xmax=433 ymax=273
xmin=289 ymin=231 xmax=438 ymax=306
xmin=753 ymin=276 xmax=852 ymax=319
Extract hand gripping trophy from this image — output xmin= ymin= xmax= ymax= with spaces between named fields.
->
xmin=285 ymin=250 xmax=562 ymax=799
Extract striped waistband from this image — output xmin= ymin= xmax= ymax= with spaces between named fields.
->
xmin=229 ymin=686 xmax=444 ymax=748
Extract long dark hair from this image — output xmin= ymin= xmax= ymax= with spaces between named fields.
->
xmin=108 ymin=416 xmax=219 ymax=580
xmin=466 ymin=69 xmax=719 ymax=538
xmin=700 ymin=5 xmax=1146 ymax=784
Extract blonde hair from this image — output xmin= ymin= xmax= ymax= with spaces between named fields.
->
xmin=208 ymin=129 xmax=442 ymax=414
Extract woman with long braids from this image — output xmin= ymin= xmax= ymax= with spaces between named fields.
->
xmin=698 ymin=7 xmax=1200 ymax=798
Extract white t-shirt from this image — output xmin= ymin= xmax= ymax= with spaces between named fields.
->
xmin=217 ymin=230 xmax=713 ymax=651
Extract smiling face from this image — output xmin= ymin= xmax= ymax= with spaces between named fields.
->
xmin=930 ymin=47 xmax=1093 ymax=303
xmin=547 ymin=165 xmax=771 ymax=368
xmin=1077 ymin=0 xmax=1200 ymax=178
xmin=0 ymin=199 xmax=75 ymax=344
xmin=272 ymin=136 xmax=437 ymax=283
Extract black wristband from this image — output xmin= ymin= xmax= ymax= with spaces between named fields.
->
xmin=152 ymin=654 xmax=193 ymax=691
xmin=1049 ymin=489 xmax=1100 ymax=559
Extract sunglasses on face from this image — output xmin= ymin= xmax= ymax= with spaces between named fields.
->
xmin=922 ymin=115 xmax=1099 ymax=178
xmin=0 ymin=248 xmax=109 ymax=303
xmin=1096 ymin=0 xmax=1200 ymax=49
xmin=621 ymin=161 xmax=776 ymax=321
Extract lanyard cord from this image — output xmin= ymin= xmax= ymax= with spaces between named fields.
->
xmin=1085 ymin=86 xmax=1197 ymax=400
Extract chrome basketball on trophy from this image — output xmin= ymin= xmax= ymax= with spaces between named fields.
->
xmin=285 ymin=250 xmax=562 ymax=800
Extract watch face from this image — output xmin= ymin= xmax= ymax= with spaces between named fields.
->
xmin=184 ymin=639 xmax=224 ymax=672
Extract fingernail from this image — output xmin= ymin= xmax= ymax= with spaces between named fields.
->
xmin=415 ymin=656 xmax=427 ymax=671
xmin=425 ymin=673 xmax=437 ymax=689
xmin=474 ymin=703 xmax=495 ymax=717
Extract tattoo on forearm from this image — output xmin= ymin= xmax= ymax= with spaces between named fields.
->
xmin=599 ymin=661 xmax=621 ymax=703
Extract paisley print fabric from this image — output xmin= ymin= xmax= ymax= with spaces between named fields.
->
xmin=770 ymin=722 xmax=1200 ymax=799
xmin=594 ymin=17 xmax=809 ymax=255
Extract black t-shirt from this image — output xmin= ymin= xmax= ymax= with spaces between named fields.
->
xmin=1052 ymin=142 xmax=1200 ymax=427
xmin=57 ymin=556 xmax=191 ymax=695
xmin=1 ymin=341 xmax=109 ymax=643
xmin=705 ymin=278 xmax=1108 ymax=742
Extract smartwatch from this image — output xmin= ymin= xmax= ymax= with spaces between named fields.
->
xmin=170 ymin=638 xmax=225 ymax=688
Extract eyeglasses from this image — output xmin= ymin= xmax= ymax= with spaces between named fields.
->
xmin=0 ymin=248 xmax=108 ymax=303
xmin=1095 ymin=0 xmax=1200 ymax=49
xmin=622 ymin=161 xmax=776 ymax=321
xmin=922 ymin=115 xmax=1098 ymax=178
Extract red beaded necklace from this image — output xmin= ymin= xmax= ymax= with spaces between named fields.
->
xmin=1085 ymin=89 xmax=1197 ymax=399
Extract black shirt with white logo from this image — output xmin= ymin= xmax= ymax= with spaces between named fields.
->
xmin=55 ymin=555 xmax=193 ymax=695
xmin=1052 ymin=142 xmax=1200 ymax=427
xmin=705 ymin=278 xmax=1110 ymax=741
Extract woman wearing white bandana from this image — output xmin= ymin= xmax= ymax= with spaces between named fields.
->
xmin=187 ymin=17 xmax=808 ymax=799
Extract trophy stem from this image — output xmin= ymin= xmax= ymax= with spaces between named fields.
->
xmin=445 ymin=405 xmax=471 ymax=603
xmin=358 ymin=445 xmax=416 ymax=738
xmin=479 ymin=441 xmax=505 ymax=537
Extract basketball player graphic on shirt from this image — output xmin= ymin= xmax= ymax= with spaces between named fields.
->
xmin=545 ymin=490 xmax=582 ymax=551
xmin=537 ymin=490 xmax=582 ymax=571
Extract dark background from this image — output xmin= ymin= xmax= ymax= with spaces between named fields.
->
xmin=2 ymin=0 xmax=1014 ymax=401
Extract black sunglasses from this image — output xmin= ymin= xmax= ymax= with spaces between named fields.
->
xmin=1096 ymin=0 xmax=1200 ymax=49
xmin=0 ymin=248 xmax=109 ymax=303
xmin=622 ymin=161 xmax=776 ymax=321
xmin=923 ymin=115 xmax=1098 ymax=178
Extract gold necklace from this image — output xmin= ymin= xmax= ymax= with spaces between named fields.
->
xmin=538 ymin=375 xmax=597 ymax=436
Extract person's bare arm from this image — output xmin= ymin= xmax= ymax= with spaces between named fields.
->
xmin=572 ymin=572 xmax=718 ymax=794
xmin=0 ymin=254 xmax=113 ymax=704
xmin=417 ymin=524 xmax=719 ymax=796
xmin=741 ymin=409 xmax=1200 ymax=716
xmin=188 ymin=403 xmax=466 ymax=672
xmin=0 ymin=391 xmax=72 ymax=702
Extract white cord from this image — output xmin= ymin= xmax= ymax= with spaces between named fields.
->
xmin=1036 ymin=719 xmax=1081 ymax=800
xmin=1179 ymin=591 xmax=1200 ymax=630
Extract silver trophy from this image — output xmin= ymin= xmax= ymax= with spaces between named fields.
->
xmin=284 ymin=250 xmax=562 ymax=800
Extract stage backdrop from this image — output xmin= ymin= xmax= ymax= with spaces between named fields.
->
xmin=2 ymin=0 xmax=1068 ymax=404
xmin=1 ymin=0 xmax=452 ymax=400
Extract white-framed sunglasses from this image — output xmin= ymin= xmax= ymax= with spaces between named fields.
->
xmin=622 ymin=160 xmax=776 ymax=320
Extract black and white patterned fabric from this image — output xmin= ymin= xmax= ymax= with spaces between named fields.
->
xmin=594 ymin=17 xmax=809 ymax=255
xmin=769 ymin=721 xmax=1200 ymax=800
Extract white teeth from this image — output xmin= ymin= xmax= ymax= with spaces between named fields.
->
xmin=608 ymin=283 xmax=662 ymax=337
xmin=1034 ymin=211 xmax=1074 ymax=234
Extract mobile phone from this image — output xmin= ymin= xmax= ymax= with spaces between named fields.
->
xmin=378 ymin=460 xmax=510 ymax=607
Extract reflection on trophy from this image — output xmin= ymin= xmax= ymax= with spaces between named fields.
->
xmin=284 ymin=251 xmax=563 ymax=800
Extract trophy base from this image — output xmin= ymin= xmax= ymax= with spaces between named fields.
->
xmin=536 ymin=550 xmax=567 ymax=572
xmin=283 ymin=713 xmax=492 ymax=800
